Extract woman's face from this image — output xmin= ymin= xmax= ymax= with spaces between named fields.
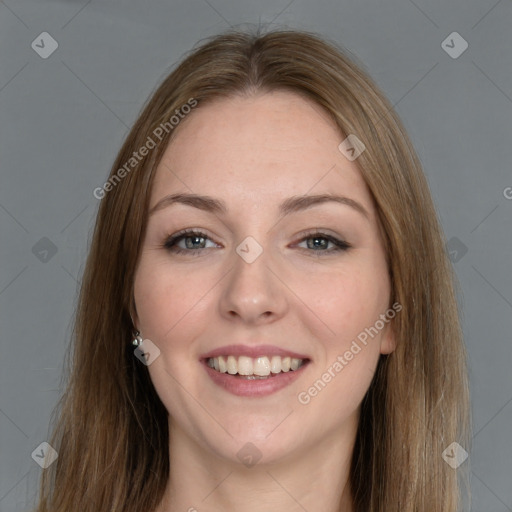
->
xmin=133 ymin=91 xmax=395 ymax=465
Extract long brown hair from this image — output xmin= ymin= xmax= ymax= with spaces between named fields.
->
xmin=35 ymin=28 xmax=470 ymax=512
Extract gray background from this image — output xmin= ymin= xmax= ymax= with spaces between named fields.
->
xmin=0 ymin=0 xmax=511 ymax=510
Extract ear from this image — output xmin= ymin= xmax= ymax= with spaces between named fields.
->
xmin=379 ymin=321 xmax=397 ymax=355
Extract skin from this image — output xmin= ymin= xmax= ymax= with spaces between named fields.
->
xmin=133 ymin=91 xmax=396 ymax=512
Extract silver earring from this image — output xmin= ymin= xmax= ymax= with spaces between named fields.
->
xmin=132 ymin=330 xmax=143 ymax=347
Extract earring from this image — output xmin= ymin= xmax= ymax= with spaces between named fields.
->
xmin=132 ymin=330 xmax=143 ymax=347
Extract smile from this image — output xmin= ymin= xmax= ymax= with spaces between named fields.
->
xmin=207 ymin=355 xmax=306 ymax=378
xmin=201 ymin=345 xmax=310 ymax=396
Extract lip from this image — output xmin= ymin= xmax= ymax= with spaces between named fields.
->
xmin=203 ymin=360 xmax=310 ymax=397
xmin=200 ymin=344 xmax=311 ymax=398
xmin=200 ymin=344 xmax=309 ymax=360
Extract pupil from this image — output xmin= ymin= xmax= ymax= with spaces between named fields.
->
xmin=186 ymin=236 xmax=205 ymax=249
xmin=309 ymin=237 xmax=327 ymax=250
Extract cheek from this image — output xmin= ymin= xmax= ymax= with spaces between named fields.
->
xmin=302 ymin=348 xmax=380 ymax=421
xmin=296 ymin=272 xmax=385 ymax=415
xmin=133 ymin=256 xmax=214 ymax=344
xmin=294 ymin=260 xmax=389 ymax=413
xmin=292 ymin=263 xmax=389 ymax=347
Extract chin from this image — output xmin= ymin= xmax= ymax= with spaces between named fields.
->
xmin=213 ymin=434 xmax=303 ymax=469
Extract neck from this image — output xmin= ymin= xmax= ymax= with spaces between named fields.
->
xmin=156 ymin=417 xmax=357 ymax=512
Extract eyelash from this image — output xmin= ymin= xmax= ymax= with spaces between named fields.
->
xmin=162 ymin=229 xmax=351 ymax=256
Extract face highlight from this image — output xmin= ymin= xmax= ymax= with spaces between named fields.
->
xmin=132 ymin=90 xmax=395 ymax=465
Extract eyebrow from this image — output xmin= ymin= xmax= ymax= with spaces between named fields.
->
xmin=149 ymin=192 xmax=369 ymax=220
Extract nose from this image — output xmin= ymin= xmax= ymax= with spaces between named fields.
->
xmin=218 ymin=246 xmax=288 ymax=325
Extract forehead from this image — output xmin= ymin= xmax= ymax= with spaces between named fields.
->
xmin=151 ymin=91 xmax=375 ymax=215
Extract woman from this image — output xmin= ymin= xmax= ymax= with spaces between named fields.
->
xmin=35 ymin=29 xmax=470 ymax=512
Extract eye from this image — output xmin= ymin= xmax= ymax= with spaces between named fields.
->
xmin=162 ymin=229 xmax=350 ymax=256
xmin=163 ymin=230 xmax=220 ymax=255
xmin=295 ymin=231 xmax=351 ymax=254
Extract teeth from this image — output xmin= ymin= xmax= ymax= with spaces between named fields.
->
xmin=207 ymin=355 xmax=305 ymax=376
xmin=227 ymin=355 xmax=237 ymax=375
xmin=238 ymin=356 xmax=253 ymax=376
xmin=254 ymin=357 xmax=271 ymax=376
xmin=269 ymin=356 xmax=281 ymax=373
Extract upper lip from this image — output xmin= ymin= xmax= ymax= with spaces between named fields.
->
xmin=201 ymin=344 xmax=310 ymax=360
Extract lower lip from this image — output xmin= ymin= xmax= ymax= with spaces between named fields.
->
xmin=203 ymin=361 xmax=309 ymax=397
